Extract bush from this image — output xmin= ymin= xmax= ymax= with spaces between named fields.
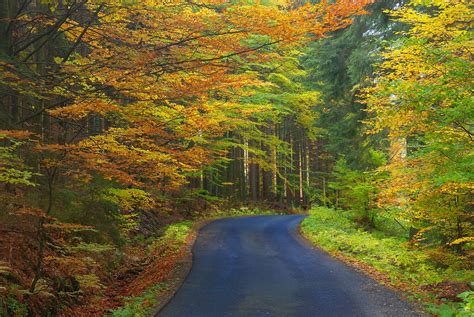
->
xmin=110 ymin=284 xmax=165 ymax=317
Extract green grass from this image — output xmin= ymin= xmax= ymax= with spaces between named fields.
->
xmin=110 ymin=284 xmax=166 ymax=317
xmin=300 ymin=207 xmax=473 ymax=316
xmin=149 ymin=220 xmax=194 ymax=254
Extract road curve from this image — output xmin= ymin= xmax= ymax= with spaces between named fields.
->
xmin=157 ymin=215 xmax=419 ymax=317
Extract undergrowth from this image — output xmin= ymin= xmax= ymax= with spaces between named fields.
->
xmin=208 ymin=206 xmax=279 ymax=218
xmin=110 ymin=284 xmax=166 ymax=317
xmin=300 ymin=207 xmax=473 ymax=316
xmin=108 ymin=221 xmax=194 ymax=317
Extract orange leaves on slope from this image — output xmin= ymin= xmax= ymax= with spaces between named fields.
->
xmin=0 ymin=130 xmax=36 ymax=140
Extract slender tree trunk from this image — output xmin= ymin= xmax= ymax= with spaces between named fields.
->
xmin=30 ymin=167 xmax=56 ymax=292
xmin=262 ymin=126 xmax=273 ymax=201
xmin=249 ymin=140 xmax=259 ymax=202
xmin=286 ymin=131 xmax=294 ymax=206
xmin=241 ymin=137 xmax=248 ymax=201
xmin=0 ymin=0 xmax=17 ymax=127
xmin=322 ymin=176 xmax=327 ymax=207
xmin=0 ymin=0 xmax=13 ymax=56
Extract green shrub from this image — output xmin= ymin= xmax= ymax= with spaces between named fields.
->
xmin=110 ymin=284 xmax=165 ymax=317
xmin=210 ymin=206 xmax=277 ymax=218
xmin=427 ymin=290 xmax=473 ymax=317
xmin=149 ymin=221 xmax=194 ymax=254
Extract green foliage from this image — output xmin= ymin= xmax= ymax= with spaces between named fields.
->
xmin=190 ymin=189 xmax=221 ymax=202
xmin=209 ymin=206 xmax=278 ymax=218
xmin=328 ymin=157 xmax=387 ymax=227
xmin=110 ymin=284 xmax=166 ymax=317
xmin=427 ymin=290 xmax=474 ymax=317
xmin=301 ymin=207 xmax=435 ymax=286
xmin=302 ymin=0 xmax=403 ymax=170
xmin=69 ymin=242 xmax=115 ymax=253
xmin=0 ymin=295 xmax=28 ymax=317
xmin=149 ymin=221 xmax=194 ymax=254
xmin=361 ymin=0 xmax=473 ymax=250
xmin=0 ymin=167 xmax=35 ymax=186
xmin=101 ymin=188 xmax=155 ymax=237
xmin=101 ymin=188 xmax=155 ymax=211
xmin=52 ymin=186 xmax=124 ymax=245
xmin=0 ymin=133 xmax=37 ymax=186
xmin=161 ymin=221 xmax=193 ymax=245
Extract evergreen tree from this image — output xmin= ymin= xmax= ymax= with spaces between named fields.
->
xmin=303 ymin=0 xmax=405 ymax=170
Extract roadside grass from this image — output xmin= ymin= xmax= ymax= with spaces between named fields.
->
xmin=110 ymin=284 xmax=166 ymax=317
xmin=300 ymin=207 xmax=473 ymax=316
xmin=208 ymin=206 xmax=280 ymax=218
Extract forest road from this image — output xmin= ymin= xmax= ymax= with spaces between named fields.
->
xmin=157 ymin=215 xmax=420 ymax=317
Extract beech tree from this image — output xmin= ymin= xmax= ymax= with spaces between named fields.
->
xmin=362 ymin=0 xmax=473 ymax=250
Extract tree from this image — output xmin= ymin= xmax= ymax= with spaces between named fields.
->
xmin=362 ymin=0 xmax=473 ymax=250
xmin=303 ymin=0 xmax=404 ymax=170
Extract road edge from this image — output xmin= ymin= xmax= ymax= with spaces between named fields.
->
xmin=148 ymin=219 xmax=213 ymax=316
xmin=150 ymin=214 xmax=285 ymax=316
xmin=295 ymin=221 xmax=428 ymax=316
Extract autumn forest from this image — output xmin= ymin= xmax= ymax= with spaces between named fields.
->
xmin=0 ymin=0 xmax=472 ymax=316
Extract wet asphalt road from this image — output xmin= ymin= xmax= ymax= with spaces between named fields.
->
xmin=157 ymin=215 xmax=419 ymax=317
